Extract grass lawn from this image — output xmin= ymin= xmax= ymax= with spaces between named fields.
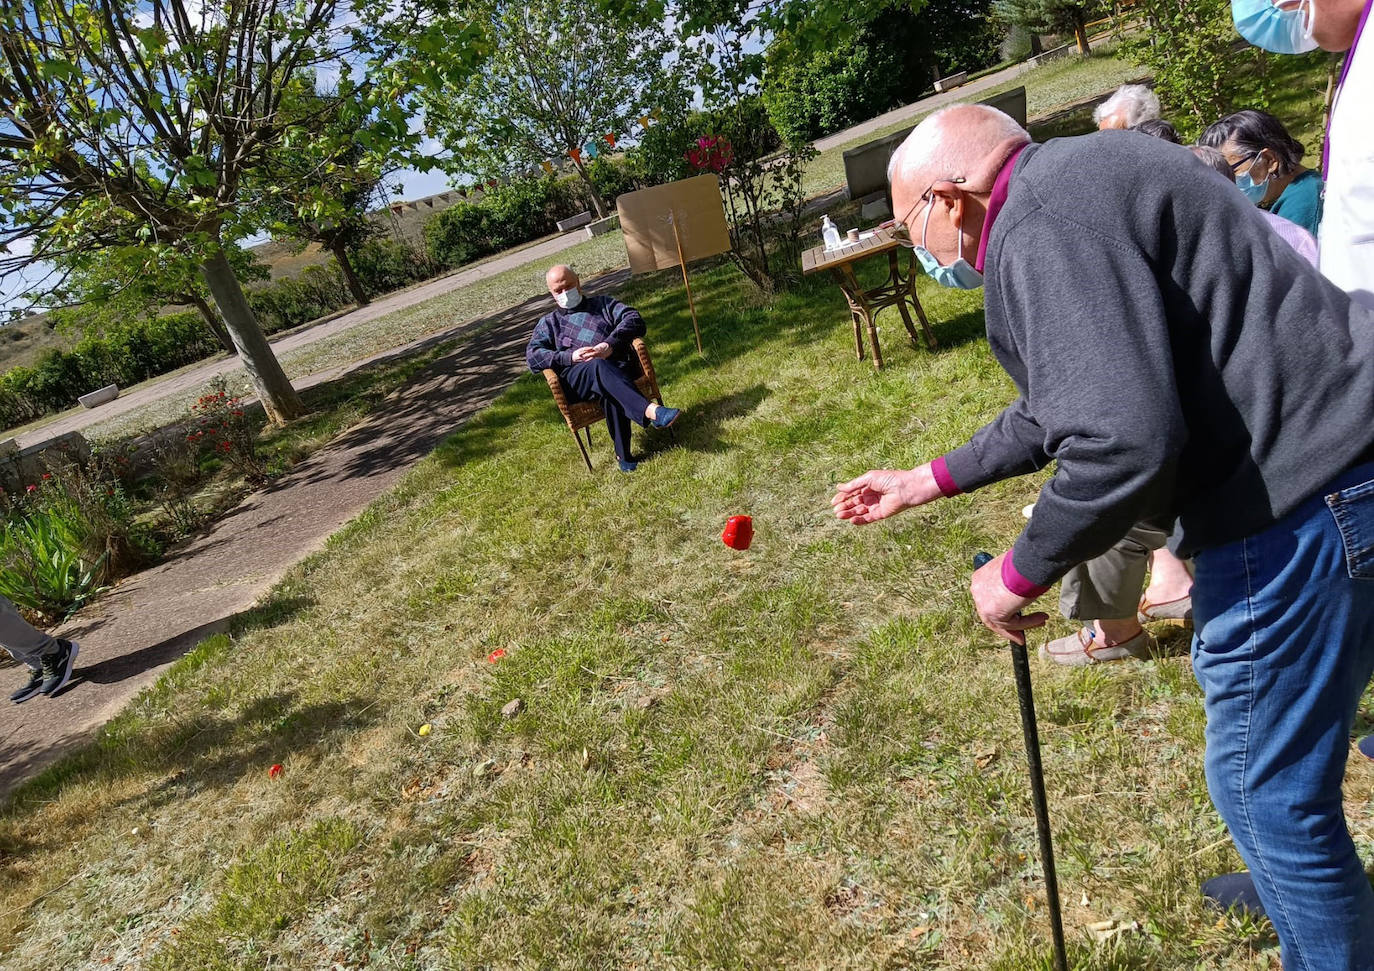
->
xmin=4 ymin=254 xmax=1368 ymax=969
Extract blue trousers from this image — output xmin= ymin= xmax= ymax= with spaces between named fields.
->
xmin=561 ymin=358 xmax=649 ymax=462
xmin=1191 ymin=460 xmax=1374 ymax=970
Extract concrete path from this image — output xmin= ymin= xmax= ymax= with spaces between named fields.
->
xmin=14 ymin=229 xmax=598 ymax=450
xmin=0 ymin=270 xmax=630 ymax=798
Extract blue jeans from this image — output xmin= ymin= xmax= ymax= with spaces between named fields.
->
xmin=1192 ymin=460 xmax=1374 ymax=971
xmin=561 ymin=358 xmax=649 ymax=462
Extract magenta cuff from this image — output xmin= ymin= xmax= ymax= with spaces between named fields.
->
xmin=931 ymin=455 xmax=962 ymax=497
xmin=1001 ymin=550 xmax=1050 ymax=599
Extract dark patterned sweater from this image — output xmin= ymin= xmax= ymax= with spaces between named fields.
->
xmin=525 ymin=295 xmax=647 ymax=373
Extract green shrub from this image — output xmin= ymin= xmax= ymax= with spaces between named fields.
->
xmin=248 ymin=264 xmax=351 ymax=334
xmin=584 ymin=156 xmax=641 ymax=207
xmin=0 ymin=507 xmax=106 ymax=622
xmin=424 ymin=177 xmax=567 ymax=268
xmin=349 ymin=237 xmax=440 ymax=294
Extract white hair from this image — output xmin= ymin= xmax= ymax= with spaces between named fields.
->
xmin=887 ymin=104 xmax=1031 ymax=187
xmin=1093 ymin=84 xmax=1161 ymax=128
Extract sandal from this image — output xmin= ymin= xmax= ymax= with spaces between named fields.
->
xmin=1039 ymin=627 xmax=1154 ymax=667
xmin=1137 ymin=594 xmax=1193 ymax=627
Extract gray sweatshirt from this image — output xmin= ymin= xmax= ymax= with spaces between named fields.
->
xmin=941 ymin=132 xmax=1374 ymax=589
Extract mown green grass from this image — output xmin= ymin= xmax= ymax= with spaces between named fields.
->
xmin=2 ymin=253 xmax=1364 ymax=969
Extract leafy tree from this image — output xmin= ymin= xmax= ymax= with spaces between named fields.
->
xmin=0 ymin=0 xmax=480 ymax=423
xmin=421 ymin=0 xmax=672 ymax=219
xmin=253 ymin=86 xmax=393 ymax=308
xmin=1119 ymin=0 xmax=1285 ymax=138
xmin=763 ymin=3 xmax=1000 ymax=144
xmin=992 ymin=0 xmax=1104 ymax=54
xmin=43 ymin=242 xmax=268 ymax=354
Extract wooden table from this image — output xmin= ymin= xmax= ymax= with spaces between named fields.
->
xmin=801 ymin=227 xmax=937 ymax=370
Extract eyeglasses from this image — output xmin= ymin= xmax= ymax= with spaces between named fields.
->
xmin=1230 ymin=152 xmax=1259 ymax=173
xmin=893 ymin=177 xmax=967 ymax=247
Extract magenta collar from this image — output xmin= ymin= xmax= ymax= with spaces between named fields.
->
xmin=975 ymin=144 xmax=1028 ymax=273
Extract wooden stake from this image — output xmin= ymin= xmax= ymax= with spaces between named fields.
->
xmin=671 ymin=210 xmax=702 ymax=354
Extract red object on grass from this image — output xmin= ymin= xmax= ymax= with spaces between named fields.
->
xmin=721 ymin=515 xmax=754 ymax=550
xmin=268 ymin=763 xmax=283 ymax=779
xmin=487 ymin=648 xmax=507 ymax=663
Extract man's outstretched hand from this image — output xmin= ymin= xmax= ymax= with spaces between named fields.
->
xmin=831 ymin=463 xmax=944 ymax=525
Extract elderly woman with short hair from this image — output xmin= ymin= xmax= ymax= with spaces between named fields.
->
xmin=1199 ymin=108 xmax=1324 ymax=236
xmin=1092 ymin=84 xmax=1160 ymax=130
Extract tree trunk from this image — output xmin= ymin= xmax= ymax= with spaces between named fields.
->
xmin=1073 ymin=16 xmax=1092 ymax=55
xmin=200 ymin=248 xmax=306 ymax=424
xmin=187 ymin=292 xmax=237 ymax=355
xmin=1029 ymin=31 xmax=1044 ymax=56
xmin=330 ymin=241 xmax=370 ymax=306
xmin=570 ymin=159 xmax=609 ymax=219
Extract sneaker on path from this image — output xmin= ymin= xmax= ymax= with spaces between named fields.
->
xmin=1039 ymin=627 xmax=1154 ymax=667
xmin=39 ymin=640 xmax=79 ymax=697
xmin=9 ymin=667 xmax=45 ymax=704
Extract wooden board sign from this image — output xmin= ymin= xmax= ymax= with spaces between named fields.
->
xmin=616 ymin=175 xmax=731 ymax=275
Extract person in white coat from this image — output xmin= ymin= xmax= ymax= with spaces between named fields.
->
xmin=1232 ymin=0 xmax=1373 ymax=308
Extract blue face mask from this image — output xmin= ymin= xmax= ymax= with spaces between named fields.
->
xmin=911 ymin=198 xmax=984 ymax=290
xmin=1236 ymin=171 xmax=1271 ymax=204
xmin=1232 ymin=0 xmax=1319 ymax=54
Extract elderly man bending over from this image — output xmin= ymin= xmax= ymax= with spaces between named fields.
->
xmin=831 ymin=104 xmax=1374 ymax=968
xmin=526 ymin=265 xmax=680 ymax=472
xmin=1093 ymin=83 xmax=1160 ymax=130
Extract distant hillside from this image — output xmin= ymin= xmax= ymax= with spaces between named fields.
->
xmin=0 ymin=313 xmax=71 ymax=373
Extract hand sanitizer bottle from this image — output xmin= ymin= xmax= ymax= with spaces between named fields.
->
xmin=821 ymin=215 xmax=842 ymax=251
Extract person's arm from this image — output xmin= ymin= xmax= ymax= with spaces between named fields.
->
xmin=601 ymin=299 xmax=646 ymax=355
xmin=525 ymin=315 xmax=572 ymax=372
xmin=939 ymin=396 xmax=1050 ymax=494
xmin=993 ymin=211 xmax=1188 ymax=590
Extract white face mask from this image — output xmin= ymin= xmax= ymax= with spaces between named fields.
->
xmin=553 ymin=286 xmax=582 ymax=309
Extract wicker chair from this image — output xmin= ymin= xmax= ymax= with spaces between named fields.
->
xmin=542 ymin=337 xmax=665 ymax=471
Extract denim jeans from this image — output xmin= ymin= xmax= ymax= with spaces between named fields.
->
xmin=1191 ymin=460 xmax=1374 ymax=971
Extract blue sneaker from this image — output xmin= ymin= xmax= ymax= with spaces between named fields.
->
xmin=1358 ymin=734 xmax=1374 ymax=762
xmin=649 ymin=406 xmax=680 ymax=429
xmin=1201 ymin=872 xmax=1265 ymax=917
xmin=618 ymin=458 xmax=638 ymax=473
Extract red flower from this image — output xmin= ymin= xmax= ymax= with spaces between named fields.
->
xmin=487 ymin=648 xmax=506 ymax=663
xmin=25 ymin=484 xmax=36 ymax=493
xmin=41 ymin=473 xmax=51 ymax=480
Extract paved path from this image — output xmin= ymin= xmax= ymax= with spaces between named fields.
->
xmin=14 ymin=229 xmax=597 ymax=450
xmin=0 ymin=269 xmax=629 ymax=798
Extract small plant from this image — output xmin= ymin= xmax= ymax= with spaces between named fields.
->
xmin=191 ymin=379 xmax=268 ymax=487
xmin=0 ymin=505 xmax=107 ymax=622
xmin=147 ymin=432 xmax=205 ymax=536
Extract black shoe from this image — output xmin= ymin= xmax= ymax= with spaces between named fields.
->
xmin=1202 ymin=872 xmax=1266 ymax=917
xmin=9 ymin=667 xmax=44 ymax=704
xmin=39 ymin=640 xmax=79 ymax=697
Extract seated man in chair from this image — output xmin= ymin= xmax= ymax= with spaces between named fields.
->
xmin=526 ymin=265 xmax=681 ymax=472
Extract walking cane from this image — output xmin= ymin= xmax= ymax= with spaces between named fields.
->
xmin=973 ymin=551 xmax=1069 ymax=971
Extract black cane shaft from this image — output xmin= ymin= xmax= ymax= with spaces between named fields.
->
xmin=1009 ymin=639 xmax=1068 ymax=971
xmin=973 ymin=551 xmax=1068 ymax=970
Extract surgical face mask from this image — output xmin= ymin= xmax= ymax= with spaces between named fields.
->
xmin=911 ymin=198 xmax=984 ymax=290
xmin=1232 ymin=0 xmax=1319 ymax=54
xmin=1235 ymin=161 xmax=1272 ymax=204
xmin=553 ymin=286 xmax=582 ymax=309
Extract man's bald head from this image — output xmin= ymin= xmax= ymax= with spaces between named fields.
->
xmin=888 ymin=105 xmax=1030 ymax=220
xmin=887 ymin=105 xmax=1030 ymax=268
xmin=546 ymin=264 xmax=580 ymax=293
